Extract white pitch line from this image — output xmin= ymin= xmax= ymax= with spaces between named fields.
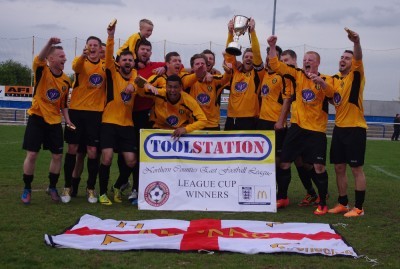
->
xmin=370 ymin=165 xmax=400 ymax=180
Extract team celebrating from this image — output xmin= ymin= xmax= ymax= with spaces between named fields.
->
xmin=20 ymin=17 xmax=367 ymax=217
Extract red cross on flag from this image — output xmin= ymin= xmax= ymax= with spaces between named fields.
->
xmin=45 ymin=214 xmax=358 ymax=257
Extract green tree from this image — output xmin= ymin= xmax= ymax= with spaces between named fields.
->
xmin=0 ymin=59 xmax=32 ymax=86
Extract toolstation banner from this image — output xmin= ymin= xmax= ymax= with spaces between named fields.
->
xmin=139 ymin=130 xmax=276 ymax=212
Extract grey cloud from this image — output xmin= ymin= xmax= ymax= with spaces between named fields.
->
xmin=52 ymin=0 xmax=125 ymax=5
xmin=282 ymin=12 xmax=309 ymax=24
xmin=356 ymin=5 xmax=400 ymax=27
xmin=34 ymin=24 xmax=67 ymax=31
xmin=312 ymin=8 xmax=362 ymax=24
xmin=210 ymin=5 xmax=235 ymax=19
xmin=282 ymin=4 xmax=400 ymax=28
xmin=283 ymin=8 xmax=362 ymax=25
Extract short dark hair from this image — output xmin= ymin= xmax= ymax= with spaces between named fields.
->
xmin=165 ymin=51 xmax=180 ymax=63
xmin=202 ymin=49 xmax=215 ymax=58
xmin=167 ymin=74 xmax=182 ymax=85
xmin=344 ymin=49 xmax=354 ymax=55
xmin=49 ymin=45 xmax=63 ymax=55
xmin=86 ymin=36 xmax=102 ymax=46
xmin=190 ymin=53 xmax=208 ymax=68
xmin=138 ymin=39 xmax=152 ymax=49
xmin=120 ymin=50 xmax=133 ymax=57
xmin=282 ymin=49 xmax=297 ymax=60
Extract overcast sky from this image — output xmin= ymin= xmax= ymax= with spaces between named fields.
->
xmin=1 ymin=0 xmax=399 ymax=101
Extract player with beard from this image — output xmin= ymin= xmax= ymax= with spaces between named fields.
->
xmin=21 ymin=38 xmax=72 ymax=204
xmin=328 ymin=29 xmax=367 ymax=217
xmin=114 ymin=39 xmax=165 ymax=205
xmin=97 ymin=21 xmax=138 ymax=205
xmin=61 ymin=36 xmax=106 ymax=204
xmin=224 ymin=18 xmax=264 ymax=130
xmin=114 ymin=51 xmax=210 ymax=204
xmin=202 ymin=49 xmax=221 ymax=75
xmin=267 ymin=35 xmax=335 ymax=215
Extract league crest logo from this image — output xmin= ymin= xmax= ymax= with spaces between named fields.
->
xmin=235 ymin=81 xmax=248 ymax=93
xmin=89 ymin=74 xmax=104 ymax=87
xmin=144 ymin=181 xmax=170 ymax=207
xmin=120 ymin=91 xmax=132 ymax=103
xmin=166 ymin=115 xmax=179 ymax=127
xmin=261 ymin=85 xmax=270 ymax=96
xmin=241 ymin=186 xmax=252 ymax=201
xmin=333 ymin=92 xmax=342 ymax=106
xmin=196 ymin=93 xmax=211 ymax=105
xmin=46 ymin=89 xmax=61 ymax=102
xmin=301 ymin=89 xmax=316 ymax=103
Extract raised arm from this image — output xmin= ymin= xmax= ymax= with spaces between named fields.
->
xmin=225 ymin=19 xmax=234 ymax=47
xmin=105 ymin=20 xmax=116 ymax=71
xmin=38 ymin=37 xmax=61 ymax=61
xmin=347 ymin=29 xmax=362 ymax=61
xmin=248 ymin=18 xmax=262 ymax=67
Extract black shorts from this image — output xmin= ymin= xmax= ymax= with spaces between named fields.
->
xmin=22 ymin=114 xmax=63 ymax=154
xmin=132 ymin=109 xmax=151 ymax=153
xmin=100 ymin=123 xmax=137 ymax=153
xmin=280 ymin=124 xmax=327 ymax=165
xmin=256 ymin=119 xmax=286 ymax=155
xmin=64 ymin=110 xmax=102 ymax=147
xmin=133 ymin=109 xmax=152 ymax=130
xmin=330 ymin=126 xmax=366 ymax=167
xmin=224 ymin=117 xmax=257 ymax=131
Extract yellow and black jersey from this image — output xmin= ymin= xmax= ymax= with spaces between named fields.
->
xmin=269 ymin=56 xmax=334 ymax=133
xmin=139 ymin=88 xmax=207 ymax=132
xmin=116 ymin=32 xmax=142 ymax=60
xmin=102 ymin=37 xmax=137 ymax=126
xmin=69 ymin=56 xmax=106 ymax=112
xmin=331 ymin=59 xmax=367 ymax=128
xmin=259 ymin=72 xmax=291 ymax=122
xmin=147 ymin=71 xmax=198 ymax=89
xmin=28 ymin=56 xmax=71 ymax=124
xmin=186 ymin=72 xmax=231 ymax=128
xmin=225 ymin=30 xmax=265 ymax=118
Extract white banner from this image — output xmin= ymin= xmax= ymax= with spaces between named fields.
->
xmin=45 ymin=214 xmax=358 ymax=258
xmin=138 ymin=130 xmax=276 ymax=212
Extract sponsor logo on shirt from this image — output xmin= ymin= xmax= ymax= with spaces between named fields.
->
xmin=196 ymin=93 xmax=211 ymax=105
xmin=46 ymin=88 xmax=61 ymax=102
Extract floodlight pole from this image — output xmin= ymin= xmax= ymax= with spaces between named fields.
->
xmin=272 ymin=0 xmax=277 ymax=35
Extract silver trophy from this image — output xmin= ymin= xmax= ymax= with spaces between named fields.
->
xmin=226 ymin=15 xmax=250 ymax=56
